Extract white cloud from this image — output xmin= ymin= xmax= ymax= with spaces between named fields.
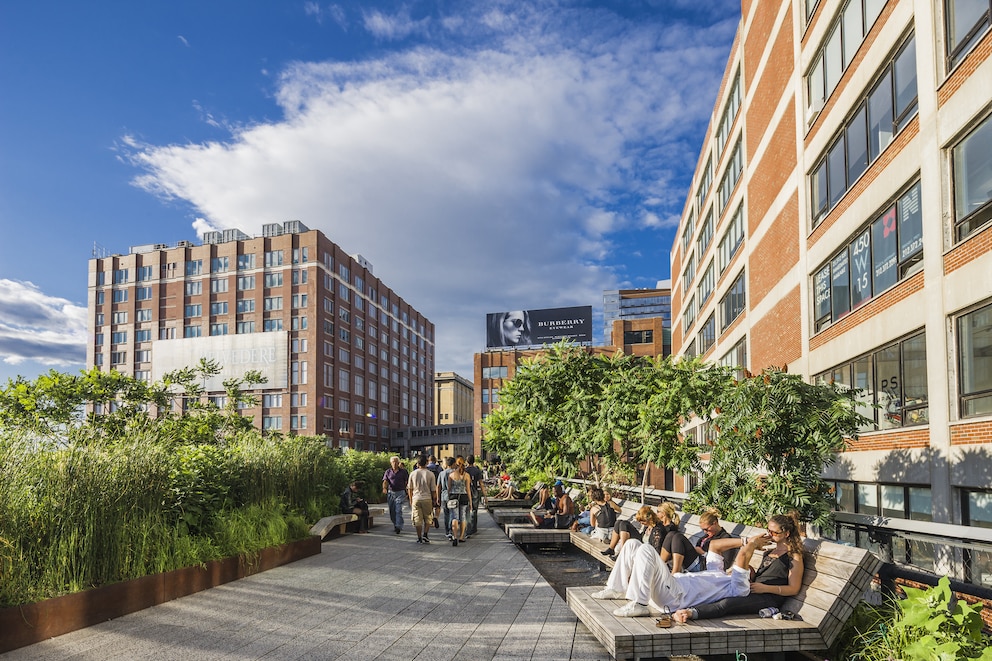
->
xmin=0 ymin=279 xmax=87 ymax=368
xmin=362 ymin=8 xmax=428 ymax=41
xmin=127 ymin=4 xmax=736 ymax=376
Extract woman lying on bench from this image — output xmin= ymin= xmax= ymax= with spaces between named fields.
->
xmin=592 ymin=513 xmax=804 ymax=619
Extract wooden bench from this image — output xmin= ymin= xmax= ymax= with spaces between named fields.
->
xmin=310 ymin=505 xmax=389 ymax=540
xmin=566 ymin=520 xmax=882 ymax=660
xmin=492 ymin=508 xmax=537 ymax=528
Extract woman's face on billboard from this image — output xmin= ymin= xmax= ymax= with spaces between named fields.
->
xmin=502 ymin=311 xmax=526 ymax=344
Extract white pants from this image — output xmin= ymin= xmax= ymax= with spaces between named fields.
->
xmin=604 ymin=539 xmax=750 ymax=610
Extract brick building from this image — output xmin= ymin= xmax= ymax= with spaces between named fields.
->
xmin=670 ymin=0 xmax=992 ymax=582
xmin=87 ymin=221 xmax=434 ymax=452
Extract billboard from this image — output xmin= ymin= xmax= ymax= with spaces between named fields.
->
xmin=151 ymin=332 xmax=289 ymax=391
xmin=486 ymin=306 xmax=593 ymax=349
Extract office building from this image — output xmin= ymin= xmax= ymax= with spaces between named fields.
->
xmin=434 ymin=371 xmax=474 ymax=425
xmin=87 ymin=221 xmax=434 ymax=452
xmin=669 ymin=0 xmax=992 ymax=582
xmin=603 ymin=281 xmax=672 ymax=354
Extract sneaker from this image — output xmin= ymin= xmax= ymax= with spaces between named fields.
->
xmin=613 ymin=602 xmax=651 ymax=618
xmin=395 ymin=527 xmax=401 ymax=534
xmin=452 ymin=538 xmax=458 ymax=547
xmin=422 ymin=536 xmax=431 ymax=544
xmin=446 ymin=534 xmax=453 ymax=541
xmin=600 ymin=548 xmax=615 ymax=557
xmin=416 ymin=538 xmax=423 ymax=544
xmin=591 ymin=588 xmax=626 ymax=600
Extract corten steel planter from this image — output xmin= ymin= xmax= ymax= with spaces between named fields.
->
xmin=0 ymin=535 xmax=321 ymax=654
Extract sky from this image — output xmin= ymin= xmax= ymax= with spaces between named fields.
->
xmin=0 ymin=0 xmax=740 ymax=384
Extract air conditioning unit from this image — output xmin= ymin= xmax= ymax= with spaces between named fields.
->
xmin=176 ymin=240 xmax=193 ymax=248
xmin=154 ymin=243 xmax=168 ymax=250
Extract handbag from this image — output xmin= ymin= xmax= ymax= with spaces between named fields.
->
xmin=447 ymin=498 xmax=460 ymax=510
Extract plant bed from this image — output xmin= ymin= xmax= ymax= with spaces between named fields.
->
xmin=0 ymin=535 xmax=320 ymax=654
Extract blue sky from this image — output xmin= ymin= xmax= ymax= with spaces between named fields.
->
xmin=0 ymin=0 xmax=739 ymax=383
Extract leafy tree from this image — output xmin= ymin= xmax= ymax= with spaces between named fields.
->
xmin=684 ymin=367 xmax=870 ymax=528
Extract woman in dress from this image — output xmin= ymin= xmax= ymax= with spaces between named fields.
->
xmin=446 ymin=457 xmax=473 ymax=546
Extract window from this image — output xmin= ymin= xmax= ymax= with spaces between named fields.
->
xmin=211 ymin=257 xmax=229 ymax=273
xmin=720 ymin=271 xmax=746 ymax=331
xmin=136 ymin=286 xmax=152 ymax=301
xmin=292 ymin=269 xmax=308 ymax=285
xmin=263 ymin=319 xmax=283 ymax=332
xmin=114 ymin=268 xmax=128 ymax=284
xmin=263 ymin=297 xmax=283 ymax=311
xmin=812 ymin=35 xmax=918 ymax=224
xmin=160 ymin=327 xmax=176 ymax=340
xmin=716 ymin=140 xmax=743 ymax=213
xmin=96 ymin=290 xmax=105 ymax=305
xmin=238 ymin=254 xmax=255 ymax=270
xmin=210 ymin=302 xmax=228 ymax=315
xmin=112 ymin=311 xmax=128 ymax=324
xmin=264 ymin=273 xmax=283 ymax=288
xmin=339 ymin=369 xmax=350 ymax=392
xmin=291 ymin=392 xmax=307 ymax=407
xmin=112 ymin=290 xmax=128 ymax=303
xmin=698 ymin=314 xmax=716 ymax=353
xmin=291 ymin=316 xmax=307 ymax=330
xmin=185 ymin=281 xmax=202 ymax=296
xmin=211 ymin=278 xmax=229 ymax=294
xmin=946 ymin=0 xmax=992 ymax=66
xmin=339 ymin=348 xmax=350 ymax=364
xmin=717 ymin=206 xmax=745 ymax=274
xmin=134 ymin=329 xmax=152 ymax=343
xmin=697 ymin=261 xmax=715 ymax=305
xmin=952 ymin=113 xmax=992 ymax=241
xmin=958 ymin=301 xmax=992 ymax=417
xmin=137 ymin=265 xmax=153 ymax=281
xmin=136 ymin=309 xmax=151 ymax=322
xmin=813 ymin=180 xmax=922 ymax=332
xmin=623 ymin=329 xmax=654 ymax=344
xmin=186 ymin=260 xmax=203 ymax=276
xmin=291 ymin=338 xmax=308 ymax=353
xmin=340 ymin=263 xmax=351 ymax=281
xmin=184 ymin=325 xmax=202 ymax=338
xmin=264 ymin=250 xmax=283 ymax=267
xmin=962 ymin=489 xmax=992 ymax=587
xmin=815 ymin=330 xmax=928 ymax=430
xmin=720 ymin=337 xmax=748 ymax=376
xmin=696 ymin=157 xmax=712 ymax=209
xmin=697 ymin=211 xmax=714 ymax=255
xmin=185 ymin=304 xmax=202 ymax=318
xmin=237 ymin=299 xmax=255 ymax=314
xmin=210 ymin=323 xmax=228 ymax=336
xmin=263 ymin=394 xmax=283 ymax=408
xmin=682 ymin=253 xmax=696 ymax=293
xmin=339 ymin=307 xmax=350 ymax=323
xmin=292 ymin=294 xmax=308 ymax=309
xmin=112 ymin=331 xmax=127 ymax=344
xmin=339 ymin=282 xmax=350 ymax=302
xmin=715 ymin=71 xmax=741 ymax=156
xmin=262 ymin=416 xmax=282 ymax=430
xmin=237 ymin=321 xmax=255 ymax=334
xmin=135 ymin=350 xmax=151 ymax=362
xmin=237 ymin=275 xmax=255 ymax=291
xmin=111 ymin=351 xmax=127 ymax=365
xmin=683 ymin=296 xmax=696 ymax=335
xmin=290 ymin=415 xmax=307 ymax=431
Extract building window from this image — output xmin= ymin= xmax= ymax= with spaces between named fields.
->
xmin=263 ymin=297 xmax=283 ymax=311
xmin=290 ymin=415 xmax=307 ymax=431
xmin=184 ymin=304 xmax=202 ymax=318
xmin=813 ymin=180 xmax=923 ymax=332
xmin=136 ymin=309 xmax=152 ymax=322
xmin=210 ymin=323 xmax=228 ymax=336
xmin=238 ymin=254 xmax=255 ymax=270
xmin=720 ymin=271 xmax=746 ymax=332
xmin=623 ymin=329 xmax=654 ymax=344
xmin=291 ymin=392 xmax=307 ymax=407
xmin=957 ymin=301 xmax=992 ymax=417
xmin=292 ymin=294 xmax=307 ymax=309
xmin=211 ymin=302 xmax=228 ymax=315
xmin=136 ymin=286 xmax=152 ymax=301
xmin=237 ymin=275 xmax=255 ymax=291
xmin=716 ymin=139 xmax=743 ymax=214
xmin=186 ymin=260 xmax=203 ymax=276
xmin=811 ymin=34 xmax=918 ymax=224
xmin=339 ymin=282 xmax=350 ymax=302
xmin=683 ymin=296 xmax=696 ymax=336
xmin=263 ymin=394 xmax=283 ymax=407
xmin=291 ymin=316 xmax=307 ymax=330
xmin=111 ymin=351 xmax=126 ymax=365
xmin=263 ymin=319 xmax=283 ymax=332
xmin=291 ymin=338 xmax=308 ymax=353
xmin=236 ymin=299 xmax=255 ymax=314
xmin=961 ymin=489 xmax=992 ymax=587
xmin=718 ymin=205 xmax=745 ymax=273
xmin=135 ymin=350 xmax=151 ymax=362
xmin=111 ymin=331 xmax=127 ymax=345
xmin=682 ymin=253 xmax=696 ymax=293
xmin=720 ymin=337 xmax=747 ymax=377
xmin=696 ymin=157 xmax=712 ymax=210
xmin=697 ymin=261 xmax=715 ymax=306
xmin=952 ymin=112 xmax=992 ymax=242
xmin=697 ymin=314 xmax=716 ymax=354
xmin=262 ymin=416 xmax=282 ymax=430
xmin=137 ymin=265 xmax=153 ymax=281
xmin=339 ymin=369 xmax=350 ymax=392
xmin=264 ymin=273 xmax=283 ymax=288
xmin=292 ymin=269 xmax=308 ymax=285
xmin=236 ymin=321 xmax=255 ymax=334
xmin=112 ymin=311 xmax=128 ymax=324
xmin=211 ymin=257 xmax=229 ymax=273
xmin=715 ymin=70 xmax=741 ymax=156
xmin=112 ymin=290 xmax=128 ymax=303
xmin=134 ymin=329 xmax=152 ymax=343
xmin=185 ymin=281 xmax=202 ymax=296
xmin=946 ymin=0 xmax=992 ymax=66
xmin=211 ymin=278 xmax=229 ymax=294
xmin=184 ymin=325 xmax=202 ymax=338
xmin=815 ymin=330 xmax=928 ymax=430
xmin=113 ymin=268 xmax=129 ymax=284
xmin=264 ymin=250 xmax=283 ymax=267
xmin=697 ymin=210 xmax=714 ymax=256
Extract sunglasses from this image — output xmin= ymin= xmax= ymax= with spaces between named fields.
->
xmin=505 ymin=318 xmax=525 ymax=328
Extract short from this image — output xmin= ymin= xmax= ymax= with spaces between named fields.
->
xmin=412 ymin=499 xmax=434 ymax=527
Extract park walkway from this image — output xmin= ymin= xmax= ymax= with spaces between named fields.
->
xmin=0 ymin=509 xmax=610 ymax=661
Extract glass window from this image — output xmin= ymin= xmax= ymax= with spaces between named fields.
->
xmin=946 ymin=0 xmax=991 ymax=64
xmin=853 ymin=356 xmax=875 ymax=431
xmin=850 ymin=229 xmax=872 ymax=309
xmin=908 ymin=487 xmax=932 ymax=522
xmin=847 ymin=103 xmax=869 ymax=185
xmin=893 ymin=38 xmax=918 ymax=125
xmin=238 ymin=254 xmax=255 ymax=270
xmin=698 ymin=314 xmax=716 ymax=353
xmin=828 ymin=137 xmax=847 ymax=208
xmin=842 ymin=1 xmax=865 ymax=67
xmin=881 ymin=485 xmax=906 ymax=519
xmin=902 ymin=333 xmax=929 ymax=425
xmin=868 ymin=71 xmax=894 ymax=161
xmin=857 ymin=484 xmax=879 ymax=515
xmin=958 ymin=301 xmax=992 ymax=417
xmin=871 ymin=208 xmax=898 ymax=294
xmin=952 ymin=114 xmax=992 ymax=241
xmin=876 ymin=343 xmax=902 ymax=430
xmin=720 ymin=271 xmax=746 ymax=331
xmin=830 ymin=250 xmax=851 ymax=321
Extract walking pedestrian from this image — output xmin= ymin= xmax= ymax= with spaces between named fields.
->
xmin=466 ymin=455 xmax=485 ymax=536
xmin=436 ymin=456 xmax=456 ymax=539
xmin=382 ymin=456 xmax=410 ymax=534
xmin=447 ymin=457 xmax=473 ymax=546
xmin=407 ymin=455 xmax=437 ymax=544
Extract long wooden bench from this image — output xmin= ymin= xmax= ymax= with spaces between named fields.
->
xmin=493 ymin=508 xmax=537 ymax=527
xmin=310 ymin=505 xmax=388 ymax=540
xmin=566 ymin=517 xmax=882 ymax=660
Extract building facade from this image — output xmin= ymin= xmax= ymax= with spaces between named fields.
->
xmin=87 ymin=221 xmax=434 ymax=452
xmin=669 ymin=0 xmax=992 ymax=583
xmin=434 ymin=371 xmax=474 ymax=425
xmin=602 ymin=281 xmax=673 ymax=348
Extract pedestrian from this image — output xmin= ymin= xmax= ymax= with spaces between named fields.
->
xmin=437 ymin=456 xmax=456 ymax=539
xmin=339 ymin=480 xmax=370 ymax=533
xmin=407 ymin=455 xmax=437 ymax=544
xmin=447 ymin=457 xmax=473 ymax=546
xmin=426 ymin=455 xmax=442 ymax=479
xmin=466 ymin=455 xmax=485 ymax=536
xmin=382 ymin=456 xmax=410 ymax=534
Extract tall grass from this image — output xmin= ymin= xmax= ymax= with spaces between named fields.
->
xmin=0 ymin=430 xmax=353 ymax=609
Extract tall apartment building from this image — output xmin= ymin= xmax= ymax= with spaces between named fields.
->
xmin=670 ymin=0 xmax=992 ymax=582
xmin=87 ymin=221 xmax=434 ymax=452
xmin=602 ymin=281 xmax=673 ymax=354
xmin=434 ymin=371 xmax=474 ymax=424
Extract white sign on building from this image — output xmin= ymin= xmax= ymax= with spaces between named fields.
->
xmin=151 ymin=332 xmax=289 ymax=391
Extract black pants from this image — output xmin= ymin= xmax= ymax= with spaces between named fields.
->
xmin=352 ymin=502 xmax=370 ymax=531
xmin=694 ymin=593 xmax=784 ymax=620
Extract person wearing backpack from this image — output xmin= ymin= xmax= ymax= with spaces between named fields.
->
xmin=465 ymin=455 xmax=485 ymax=536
